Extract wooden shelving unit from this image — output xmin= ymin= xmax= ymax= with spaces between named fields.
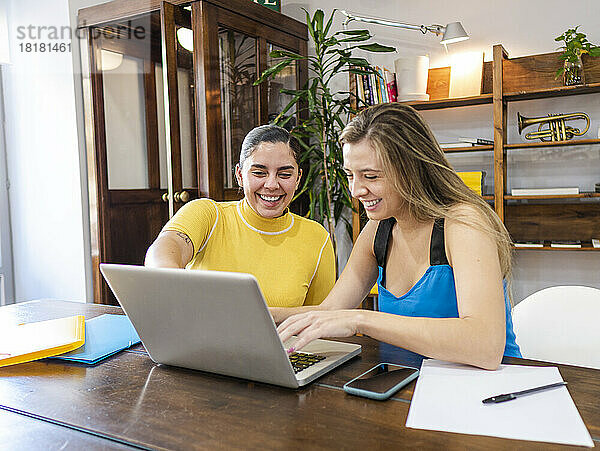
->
xmin=405 ymin=93 xmax=493 ymax=110
xmin=442 ymin=145 xmax=493 ymax=153
xmin=504 ymin=82 xmax=600 ymax=102
xmin=505 ymin=193 xmax=600 ymax=200
xmin=351 ymin=45 xmax=600 ymax=249
xmin=495 ymin=46 xmax=600 ymax=249
xmin=505 ymin=138 xmax=600 ymax=150
xmin=514 ymin=245 xmax=600 ymax=252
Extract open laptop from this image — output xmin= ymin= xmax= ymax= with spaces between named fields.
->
xmin=100 ymin=264 xmax=361 ymax=388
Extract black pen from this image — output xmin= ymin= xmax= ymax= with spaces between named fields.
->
xmin=482 ymin=381 xmax=568 ymax=404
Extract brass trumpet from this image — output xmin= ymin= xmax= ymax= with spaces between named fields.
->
xmin=517 ymin=112 xmax=590 ymax=142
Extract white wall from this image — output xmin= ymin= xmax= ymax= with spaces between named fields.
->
xmin=3 ymin=0 xmax=87 ymax=302
xmin=283 ymin=1 xmax=600 ymax=303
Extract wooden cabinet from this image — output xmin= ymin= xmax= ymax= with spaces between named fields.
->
xmin=353 ymin=44 xmax=600 ymax=251
xmin=78 ymin=0 xmax=307 ymax=304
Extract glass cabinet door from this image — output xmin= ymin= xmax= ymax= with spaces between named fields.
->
xmin=83 ymin=11 xmax=169 ymax=304
xmin=83 ymin=5 xmax=198 ymax=304
xmin=190 ymin=1 xmax=307 ymax=201
xmin=218 ymin=29 xmax=258 ymax=189
xmin=266 ymin=43 xmax=298 ymax=127
xmin=156 ymin=7 xmax=198 ymax=214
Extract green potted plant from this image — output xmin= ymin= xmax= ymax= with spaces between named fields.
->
xmin=555 ymin=26 xmax=600 ymax=86
xmin=255 ymin=9 xmax=394 ymax=258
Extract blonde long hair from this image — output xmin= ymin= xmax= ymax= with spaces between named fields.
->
xmin=341 ymin=103 xmax=513 ymax=282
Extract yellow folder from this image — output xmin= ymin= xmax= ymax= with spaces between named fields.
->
xmin=0 ymin=315 xmax=85 ymax=368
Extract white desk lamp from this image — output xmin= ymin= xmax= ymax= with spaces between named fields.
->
xmin=340 ymin=10 xmax=469 ymax=45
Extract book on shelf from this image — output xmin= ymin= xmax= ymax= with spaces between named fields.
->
xmin=364 ymin=73 xmax=374 ymax=106
xmin=369 ymin=71 xmax=379 ymax=104
xmin=361 ymin=73 xmax=372 ymax=106
xmin=382 ymin=67 xmax=390 ymax=103
xmin=457 ymin=171 xmax=486 ymax=195
xmin=592 ymin=239 xmax=600 ymax=248
xmin=357 ymin=77 xmax=365 ymax=104
xmin=384 ymin=67 xmax=397 ymax=102
xmin=510 ymin=187 xmax=580 ymax=196
xmin=373 ymin=66 xmax=382 ymax=103
xmin=352 ymin=64 xmax=402 ymax=107
xmin=458 ymin=137 xmax=494 ymax=145
xmin=376 ymin=66 xmax=387 ymax=103
xmin=550 ymin=240 xmax=582 ymax=248
xmin=353 ymin=67 xmax=366 ymax=105
xmin=514 ymin=241 xmax=544 ymax=248
xmin=366 ymin=70 xmax=375 ymax=105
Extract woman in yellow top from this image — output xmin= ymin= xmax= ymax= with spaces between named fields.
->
xmin=145 ymin=125 xmax=335 ymax=308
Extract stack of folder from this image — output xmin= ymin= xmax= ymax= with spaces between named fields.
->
xmin=0 ymin=315 xmax=85 ymax=367
xmin=0 ymin=314 xmax=140 ymax=368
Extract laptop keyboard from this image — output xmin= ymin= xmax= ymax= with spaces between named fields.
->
xmin=288 ymin=352 xmax=326 ymax=373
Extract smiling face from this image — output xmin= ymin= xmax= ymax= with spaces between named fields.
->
xmin=235 ymin=141 xmax=302 ymax=218
xmin=343 ymin=138 xmax=403 ymax=221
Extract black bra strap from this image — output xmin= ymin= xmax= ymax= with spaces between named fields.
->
xmin=430 ymin=218 xmax=449 ymax=266
xmin=375 ymin=217 xmax=448 ymax=287
xmin=374 ymin=217 xmax=396 ymax=286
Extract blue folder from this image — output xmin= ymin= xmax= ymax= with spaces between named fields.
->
xmin=50 ymin=314 xmax=141 ymax=364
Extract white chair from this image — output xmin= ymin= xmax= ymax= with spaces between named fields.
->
xmin=512 ymin=285 xmax=600 ymax=369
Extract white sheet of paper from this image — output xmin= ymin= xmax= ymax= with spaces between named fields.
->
xmin=406 ymin=360 xmax=593 ymax=447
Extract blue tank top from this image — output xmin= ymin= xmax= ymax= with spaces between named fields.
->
xmin=374 ymin=217 xmax=521 ymax=358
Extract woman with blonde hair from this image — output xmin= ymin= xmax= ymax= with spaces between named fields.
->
xmin=275 ymin=103 xmax=521 ymax=370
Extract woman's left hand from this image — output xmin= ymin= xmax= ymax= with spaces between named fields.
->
xmin=277 ymin=310 xmax=363 ymax=352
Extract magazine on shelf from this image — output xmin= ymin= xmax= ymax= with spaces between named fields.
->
xmin=458 ymin=137 xmax=494 ymax=145
xmin=550 ymin=240 xmax=582 ymax=248
xmin=439 ymin=142 xmax=480 ymax=148
xmin=592 ymin=239 xmax=600 ymax=248
xmin=510 ymin=187 xmax=580 ymax=196
xmin=514 ymin=241 xmax=544 ymax=248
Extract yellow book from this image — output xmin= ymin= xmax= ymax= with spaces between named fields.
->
xmin=457 ymin=171 xmax=485 ymax=195
xmin=0 ymin=315 xmax=85 ymax=367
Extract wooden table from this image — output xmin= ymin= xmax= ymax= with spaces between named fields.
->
xmin=1 ymin=300 xmax=599 ymax=450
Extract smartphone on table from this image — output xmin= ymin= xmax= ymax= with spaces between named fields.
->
xmin=343 ymin=363 xmax=419 ymax=400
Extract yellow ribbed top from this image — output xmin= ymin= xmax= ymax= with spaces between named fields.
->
xmin=164 ymin=198 xmax=335 ymax=307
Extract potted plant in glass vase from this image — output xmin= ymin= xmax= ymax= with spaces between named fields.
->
xmin=255 ymin=9 xmax=394 ymax=260
xmin=555 ymin=26 xmax=600 ymax=86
